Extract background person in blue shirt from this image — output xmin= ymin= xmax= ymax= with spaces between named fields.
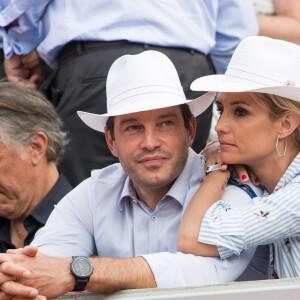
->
xmin=0 ymin=51 xmax=266 ymax=300
xmin=177 ymin=36 xmax=300 ymax=279
xmin=0 ymin=0 xmax=258 ymax=187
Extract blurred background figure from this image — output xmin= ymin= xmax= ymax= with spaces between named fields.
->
xmin=0 ymin=83 xmax=71 ymax=253
xmin=0 ymin=1 xmax=258 ymax=187
xmin=253 ymin=0 xmax=300 ymax=45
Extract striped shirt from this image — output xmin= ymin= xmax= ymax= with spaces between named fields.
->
xmin=198 ymin=152 xmax=300 ymax=278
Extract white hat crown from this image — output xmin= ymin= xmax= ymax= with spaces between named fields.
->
xmin=191 ymin=36 xmax=300 ymax=102
xmin=77 ymin=50 xmax=215 ymax=132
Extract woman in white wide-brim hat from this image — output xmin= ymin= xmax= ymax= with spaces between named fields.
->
xmin=177 ymin=36 xmax=300 ymax=279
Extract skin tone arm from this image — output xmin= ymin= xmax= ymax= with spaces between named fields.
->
xmin=0 ymin=247 xmax=156 ymax=300
xmin=257 ymin=0 xmax=300 ymax=45
xmin=177 ymin=169 xmax=230 ymax=257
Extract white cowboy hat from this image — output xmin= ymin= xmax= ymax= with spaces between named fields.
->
xmin=77 ymin=50 xmax=215 ymax=132
xmin=191 ymin=36 xmax=300 ymax=102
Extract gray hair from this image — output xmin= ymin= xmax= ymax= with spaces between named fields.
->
xmin=0 ymin=83 xmax=68 ymax=165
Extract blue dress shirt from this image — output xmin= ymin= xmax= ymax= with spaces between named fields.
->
xmin=32 ymin=149 xmax=265 ymax=287
xmin=0 ymin=0 xmax=258 ymax=72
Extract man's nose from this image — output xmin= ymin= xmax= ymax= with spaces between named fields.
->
xmin=140 ymin=128 xmax=161 ymax=150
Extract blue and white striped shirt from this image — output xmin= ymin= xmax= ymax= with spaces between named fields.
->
xmin=198 ymin=152 xmax=300 ymax=278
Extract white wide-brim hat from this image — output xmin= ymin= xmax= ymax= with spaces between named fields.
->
xmin=191 ymin=36 xmax=300 ymax=103
xmin=77 ymin=50 xmax=215 ymax=132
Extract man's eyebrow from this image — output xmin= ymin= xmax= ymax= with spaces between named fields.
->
xmin=119 ymin=112 xmax=179 ymax=127
xmin=119 ymin=118 xmax=139 ymax=127
xmin=157 ymin=112 xmax=179 ymax=119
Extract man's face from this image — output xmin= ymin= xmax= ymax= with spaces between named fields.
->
xmin=0 ymin=141 xmax=35 ymax=220
xmin=106 ymin=106 xmax=196 ymax=195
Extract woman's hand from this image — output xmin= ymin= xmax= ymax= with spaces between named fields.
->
xmin=200 ymin=141 xmax=260 ymax=185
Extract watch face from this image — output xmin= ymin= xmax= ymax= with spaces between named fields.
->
xmin=71 ymin=257 xmax=93 ymax=278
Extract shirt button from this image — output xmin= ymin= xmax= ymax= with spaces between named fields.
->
xmin=152 ymin=216 xmax=156 ymax=221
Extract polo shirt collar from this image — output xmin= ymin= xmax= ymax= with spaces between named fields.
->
xmin=30 ymin=173 xmax=71 ymax=224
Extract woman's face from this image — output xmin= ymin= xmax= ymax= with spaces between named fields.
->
xmin=215 ymin=92 xmax=281 ymax=166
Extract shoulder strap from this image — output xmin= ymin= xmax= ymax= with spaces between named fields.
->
xmin=228 ymin=178 xmax=257 ymax=199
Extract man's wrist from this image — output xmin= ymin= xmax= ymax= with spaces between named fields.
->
xmin=64 ymin=258 xmax=77 ymax=293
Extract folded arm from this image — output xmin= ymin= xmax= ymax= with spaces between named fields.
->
xmin=177 ymin=170 xmax=230 ymax=256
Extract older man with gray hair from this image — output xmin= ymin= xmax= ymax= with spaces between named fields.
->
xmin=0 ymin=82 xmax=71 ymax=253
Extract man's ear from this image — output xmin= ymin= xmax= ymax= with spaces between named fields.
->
xmin=104 ymin=127 xmax=118 ymax=157
xmin=277 ymin=112 xmax=300 ymax=139
xmin=27 ymin=132 xmax=48 ymax=165
xmin=187 ymin=116 xmax=197 ymax=147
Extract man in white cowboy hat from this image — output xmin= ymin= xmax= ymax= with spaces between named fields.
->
xmin=0 ymin=51 xmax=267 ymax=300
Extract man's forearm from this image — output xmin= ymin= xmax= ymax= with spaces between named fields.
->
xmin=87 ymin=256 xmax=156 ymax=292
xmin=0 ymin=252 xmax=156 ymax=299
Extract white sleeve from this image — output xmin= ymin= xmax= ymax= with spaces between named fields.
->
xmin=142 ymin=248 xmax=255 ymax=287
xmin=142 ymin=181 xmax=261 ymax=287
xmin=31 ymin=179 xmax=96 ymax=257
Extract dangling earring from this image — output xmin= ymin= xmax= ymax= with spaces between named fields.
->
xmin=276 ymin=136 xmax=287 ymax=157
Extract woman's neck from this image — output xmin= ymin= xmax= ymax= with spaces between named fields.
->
xmin=249 ymin=149 xmax=299 ymax=193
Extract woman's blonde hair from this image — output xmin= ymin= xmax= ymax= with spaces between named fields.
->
xmin=250 ymin=92 xmax=300 ymax=150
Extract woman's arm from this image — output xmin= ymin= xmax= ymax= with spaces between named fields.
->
xmin=177 ymin=169 xmax=230 ymax=256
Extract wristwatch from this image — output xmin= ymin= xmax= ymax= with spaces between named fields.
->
xmin=70 ymin=256 xmax=94 ymax=291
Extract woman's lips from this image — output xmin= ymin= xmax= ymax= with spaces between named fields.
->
xmin=219 ymin=141 xmax=235 ymax=149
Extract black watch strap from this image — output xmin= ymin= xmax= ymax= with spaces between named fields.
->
xmin=73 ymin=278 xmax=89 ymax=292
xmin=71 ymin=256 xmax=93 ymax=292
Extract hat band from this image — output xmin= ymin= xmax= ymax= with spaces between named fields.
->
xmin=225 ymin=67 xmax=282 ymax=87
xmin=107 ymin=85 xmax=185 ymax=111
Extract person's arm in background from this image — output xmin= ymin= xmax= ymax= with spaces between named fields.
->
xmin=257 ymin=0 xmax=300 ymax=45
xmin=209 ymin=0 xmax=258 ymax=74
xmin=0 ymin=0 xmax=51 ymax=88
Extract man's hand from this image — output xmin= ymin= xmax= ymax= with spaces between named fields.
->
xmin=4 ymin=51 xmax=44 ymax=89
xmin=0 ymin=246 xmax=73 ymax=299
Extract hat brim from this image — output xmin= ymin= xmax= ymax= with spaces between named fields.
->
xmin=191 ymin=74 xmax=300 ymax=102
xmin=77 ymin=91 xmax=216 ymax=133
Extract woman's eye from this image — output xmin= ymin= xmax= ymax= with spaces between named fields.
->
xmin=216 ymin=107 xmax=223 ymax=115
xmin=235 ymin=108 xmax=247 ymax=116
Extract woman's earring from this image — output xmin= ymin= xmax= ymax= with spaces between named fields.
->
xmin=276 ymin=135 xmax=287 ymax=157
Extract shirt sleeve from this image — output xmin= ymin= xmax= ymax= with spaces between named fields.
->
xmin=0 ymin=0 xmax=51 ymax=57
xmin=198 ymin=181 xmax=300 ymax=259
xmin=210 ymin=0 xmax=258 ymax=74
xmin=142 ymin=248 xmax=255 ymax=287
xmin=31 ymin=179 xmax=97 ymax=257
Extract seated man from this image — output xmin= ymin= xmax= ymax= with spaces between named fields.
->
xmin=0 ymin=83 xmax=72 ymax=253
xmin=0 ymin=51 xmax=268 ymax=300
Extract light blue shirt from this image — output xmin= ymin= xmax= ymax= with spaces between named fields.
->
xmin=0 ymin=0 xmax=258 ymax=72
xmin=198 ymin=153 xmax=300 ymax=279
xmin=32 ymin=149 xmax=266 ymax=287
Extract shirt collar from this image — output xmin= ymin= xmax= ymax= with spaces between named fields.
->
xmin=271 ymin=152 xmax=300 ymax=194
xmin=30 ymin=173 xmax=72 ymax=225
xmin=118 ymin=148 xmax=205 ymax=210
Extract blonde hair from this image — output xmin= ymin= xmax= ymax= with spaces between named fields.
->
xmin=250 ymin=92 xmax=300 ymax=149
